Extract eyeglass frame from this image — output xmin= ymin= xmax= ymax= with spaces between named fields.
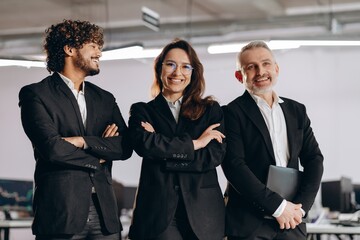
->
xmin=162 ymin=61 xmax=194 ymax=75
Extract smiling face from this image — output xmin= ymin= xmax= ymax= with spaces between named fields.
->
xmin=239 ymin=47 xmax=279 ymax=96
xmin=160 ymin=48 xmax=192 ymax=102
xmin=74 ymin=42 xmax=102 ymax=76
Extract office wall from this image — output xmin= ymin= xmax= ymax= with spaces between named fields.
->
xmin=2 ymin=46 xmax=359 ymax=187
xmin=1 ymin=45 xmax=359 ymax=239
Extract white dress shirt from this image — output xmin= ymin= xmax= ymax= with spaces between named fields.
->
xmin=163 ymin=95 xmax=183 ymax=123
xmin=58 ymin=73 xmax=87 ymax=128
xmin=250 ymin=92 xmax=290 ymax=217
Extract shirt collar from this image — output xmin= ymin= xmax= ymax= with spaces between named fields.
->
xmin=58 ymin=72 xmax=85 ymax=93
xmin=249 ymin=91 xmax=284 ymax=106
xmin=162 ymin=95 xmax=183 ymax=107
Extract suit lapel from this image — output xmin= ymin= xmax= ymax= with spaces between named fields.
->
xmin=84 ymin=85 xmax=95 ymax=134
xmin=176 ymin=114 xmax=191 ymax=134
xmin=152 ymin=95 xmax=177 ymax=133
xmin=53 ymin=73 xmax=86 ymax=135
xmin=239 ymin=91 xmax=276 ymax=163
xmin=279 ymin=101 xmax=298 ymax=168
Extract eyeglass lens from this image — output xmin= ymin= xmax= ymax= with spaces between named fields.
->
xmin=163 ymin=61 xmax=193 ymax=75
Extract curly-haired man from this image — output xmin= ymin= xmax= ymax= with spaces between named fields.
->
xmin=18 ymin=19 xmax=133 ymax=240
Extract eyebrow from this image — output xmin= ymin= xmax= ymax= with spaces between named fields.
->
xmin=164 ymin=59 xmax=191 ymax=65
xmin=245 ymin=58 xmax=273 ymax=65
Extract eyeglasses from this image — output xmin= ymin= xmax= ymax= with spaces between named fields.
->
xmin=162 ymin=61 xmax=194 ymax=75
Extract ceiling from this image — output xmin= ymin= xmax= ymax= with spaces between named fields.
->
xmin=1 ymin=0 xmax=360 ymax=59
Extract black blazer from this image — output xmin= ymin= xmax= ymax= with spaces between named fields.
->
xmin=221 ymin=90 xmax=323 ymax=238
xmin=18 ymin=73 xmax=132 ymax=235
xmin=128 ymin=94 xmax=226 ymax=240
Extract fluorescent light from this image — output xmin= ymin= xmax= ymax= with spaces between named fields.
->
xmin=267 ymin=41 xmax=301 ymax=50
xmin=101 ymin=46 xmax=161 ymax=60
xmin=208 ymin=40 xmax=360 ymax=54
xmin=208 ymin=43 xmax=247 ymax=54
xmin=29 ymin=47 xmax=161 ymax=62
xmin=207 ymin=41 xmax=299 ymax=54
xmin=0 ymin=45 xmax=161 ymax=67
xmin=274 ymin=40 xmax=360 ymax=47
xmin=286 ymin=2 xmax=360 ymax=16
xmin=101 ymin=45 xmax=144 ymax=60
xmin=0 ymin=59 xmax=45 ymax=68
xmin=131 ymin=48 xmax=162 ymax=59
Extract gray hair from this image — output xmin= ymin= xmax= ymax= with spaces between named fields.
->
xmin=236 ymin=41 xmax=275 ymax=71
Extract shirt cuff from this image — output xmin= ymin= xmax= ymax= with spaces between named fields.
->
xmin=83 ymin=140 xmax=88 ymax=149
xmin=301 ymin=208 xmax=306 ymax=217
xmin=273 ymin=199 xmax=287 ymax=218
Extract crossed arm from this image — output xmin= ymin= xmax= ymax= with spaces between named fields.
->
xmin=141 ymin=121 xmax=225 ymax=150
xmin=63 ymin=123 xmax=120 ymax=163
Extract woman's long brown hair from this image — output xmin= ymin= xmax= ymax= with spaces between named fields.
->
xmin=151 ymin=38 xmax=214 ymax=120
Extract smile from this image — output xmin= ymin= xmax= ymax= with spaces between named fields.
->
xmin=168 ymin=78 xmax=184 ymax=83
xmin=255 ymin=76 xmax=269 ymax=82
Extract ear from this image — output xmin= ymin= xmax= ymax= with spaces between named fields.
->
xmin=63 ymin=45 xmax=74 ymax=56
xmin=235 ymin=71 xmax=243 ymax=83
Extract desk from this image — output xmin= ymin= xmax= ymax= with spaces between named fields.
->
xmin=0 ymin=220 xmax=32 ymax=240
xmin=307 ymin=223 xmax=360 ymax=240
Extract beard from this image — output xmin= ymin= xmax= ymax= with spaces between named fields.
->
xmin=251 ymin=85 xmax=273 ymax=95
xmin=74 ymin=50 xmax=100 ymax=76
xmin=246 ymin=75 xmax=277 ymax=95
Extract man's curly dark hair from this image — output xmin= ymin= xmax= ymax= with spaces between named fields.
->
xmin=44 ymin=19 xmax=104 ymax=73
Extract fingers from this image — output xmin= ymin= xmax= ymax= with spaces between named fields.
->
xmin=207 ymin=123 xmax=225 ymax=143
xmin=207 ymin=123 xmax=221 ymax=131
xmin=276 ymin=202 xmax=303 ymax=230
xmin=289 ymin=218 xmax=297 ymax=229
xmin=196 ymin=123 xmax=226 ymax=149
xmin=103 ymin=123 xmax=119 ymax=137
xmin=277 ymin=217 xmax=297 ymax=230
xmin=212 ymin=130 xmax=225 ymax=143
xmin=141 ymin=121 xmax=155 ymax=133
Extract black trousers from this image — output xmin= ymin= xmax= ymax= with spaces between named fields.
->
xmin=227 ymin=219 xmax=306 ymax=240
xmin=149 ymin=193 xmax=198 ymax=240
xmin=36 ymin=194 xmax=120 ymax=240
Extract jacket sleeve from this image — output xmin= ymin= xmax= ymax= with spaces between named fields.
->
xmin=293 ymin=105 xmax=324 ymax=212
xmin=128 ymin=102 xmax=226 ymax=173
xmin=83 ymin=97 xmax=133 ymax=161
xmin=19 ymin=86 xmax=102 ymax=171
xmin=221 ymin=105 xmax=284 ymax=215
xmin=165 ymin=102 xmax=226 ymax=172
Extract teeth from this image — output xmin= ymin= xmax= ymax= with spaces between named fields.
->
xmin=170 ymin=78 xmax=182 ymax=82
xmin=256 ymin=77 xmax=268 ymax=82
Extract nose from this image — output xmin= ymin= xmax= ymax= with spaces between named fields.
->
xmin=97 ymin=48 xmax=102 ymax=58
xmin=173 ymin=65 xmax=182 ymax=75
xmin=256 ymin=65 xmax=265 ymax=76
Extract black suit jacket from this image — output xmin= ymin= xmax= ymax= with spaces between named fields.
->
xmin=128 ymin=94 xmax=226 ymax=240
xmin=18 ymin=73 xmax=132 ymax=235
xmin=221 ymin=90 xmax=323 ymax=238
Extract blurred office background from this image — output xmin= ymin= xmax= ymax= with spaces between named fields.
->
xmin=1 ymin=0 xmax=360 ymax=239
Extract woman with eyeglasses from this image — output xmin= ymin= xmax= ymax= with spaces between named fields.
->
xmin=127 ymin=39 xmax=226 ymax=240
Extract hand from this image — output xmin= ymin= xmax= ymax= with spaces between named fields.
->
xmin=99 ymin=123 xmax=119 ymax=164
xmin=62 ymin=136 xmax=85 ymax=148
xmin=141 ymin=121 xmax=155 ymax=133
xmin=192 ymin=123 xmax=225 ymax=150
xmin=102 ymin=123 xmax=119 ymax=137
xmin=275 ymin=201 xmax=303 ymax=229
